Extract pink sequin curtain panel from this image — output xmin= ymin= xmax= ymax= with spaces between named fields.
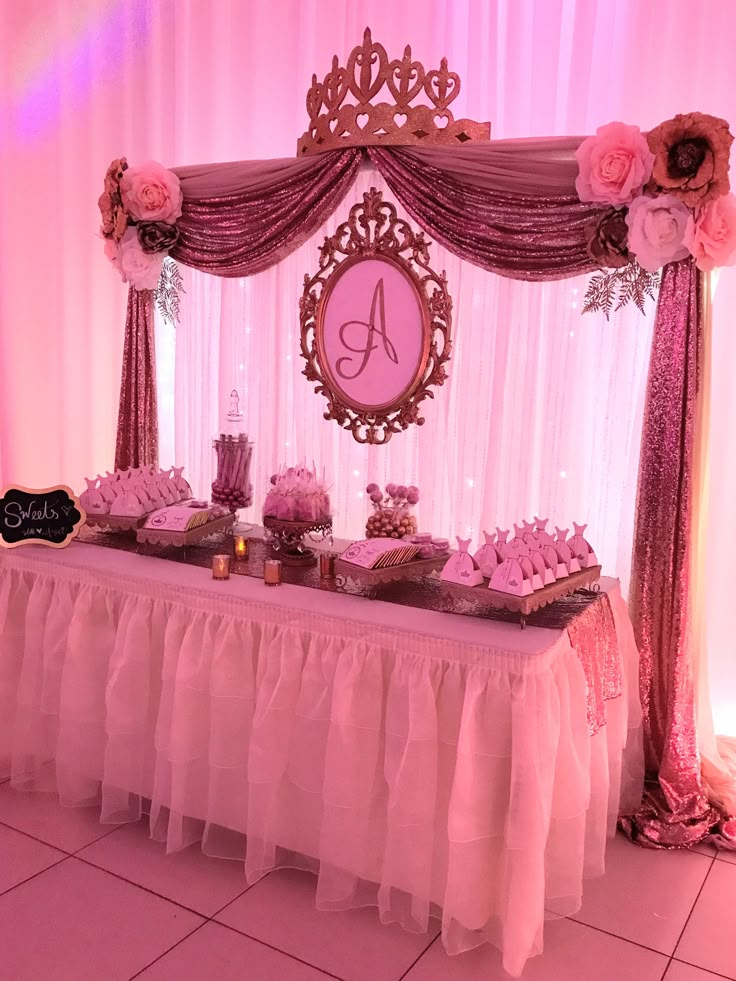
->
xmin=115 ymin=289 xmax=158 ymax=471
xmin=620 ymin=259 xmax=718 ymax=847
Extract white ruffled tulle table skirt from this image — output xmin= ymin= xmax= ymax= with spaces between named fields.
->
xmin=0 ymin=544 xmax=643 ymax=976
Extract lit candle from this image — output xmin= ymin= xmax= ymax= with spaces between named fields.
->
xmin=233 ymin=533 xmax=249 ymax=559
xmin=319 ymin=552 xmax=337 ymax=579
xmin=212 ymin=554 xmax=230 ymax=580
xmin=264 ymin=559 xmax=282 ymax=586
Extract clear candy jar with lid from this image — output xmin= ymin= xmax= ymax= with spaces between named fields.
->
xmin=211 ymin=389 xmax=254 ymax=512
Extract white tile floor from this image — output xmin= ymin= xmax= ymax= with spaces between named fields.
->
xmin=0 ymin=777 xmax=735 ymax=981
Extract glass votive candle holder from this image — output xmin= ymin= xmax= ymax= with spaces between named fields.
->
xmin=319 ymin=552 xmax=337 ymax=579
xmin=264 ymin=559 xmax=282 ymax=586
xmin=233 ymin=533 xmax=249 ymax=560
xmin=212 ymin=554 xmax=230 ymax=580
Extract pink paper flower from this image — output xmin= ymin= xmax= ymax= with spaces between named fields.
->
xmin=98 ymin=157 xmax=129 ymax=241
xmin=103 ymin=236 xmax=123 ymax=275
xmin=647 ymin=112 xmax=734 ymax=207
xmin=120 ymin=161 xmax=183 ymax=224
xmin=576 ymin=122 xmax=655 ymax=206
xmin=585 ymin=207 xmax=630 ymax=268
xmin=118 ymin=227 xmax=164 ymax=290
xmin=684 ymin=193 xmax=736 ymax=272
xmin=625 ymin=194 xmax=691 ymax=272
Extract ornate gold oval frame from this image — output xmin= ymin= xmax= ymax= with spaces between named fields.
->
xmin=299 ymin=188 xmax=452 ymax=444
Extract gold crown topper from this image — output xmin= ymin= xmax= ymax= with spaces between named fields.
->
xmin=297 ymin=28 xmax=490 ymax=156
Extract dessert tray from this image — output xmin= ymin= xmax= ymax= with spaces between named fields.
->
xmin=441 ymin=565 xmax=602 ymax=626
xmin=84 ymin=513 xmax=147 ymax=533
xmin=85 ymin=509 xmax=235 ymax=547
xmin=263 ymin=515 xmax=333 ymax=566
xmin=136 ymin=512 xmax=235 ymax=547
xmin=336 ymin=553 xmax=448 ymax=585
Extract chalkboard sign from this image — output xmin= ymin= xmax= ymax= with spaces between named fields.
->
xmin=0 ymin=485 xmax=86 ymax=549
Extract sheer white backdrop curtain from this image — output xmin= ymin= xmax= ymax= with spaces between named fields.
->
xmin=1 ymin=0 xmax=735 ymax=734
xmin=156 ymin=167 xmax=653 ymax=598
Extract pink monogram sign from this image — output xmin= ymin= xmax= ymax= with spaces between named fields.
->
xmin=319 ymin=257 xmax=427 ymax=411
xmin=300 ymin=189 xmax=452 ymax=444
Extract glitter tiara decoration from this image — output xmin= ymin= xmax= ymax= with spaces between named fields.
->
xmin=297 ymin=28 xmax=491 ymax=156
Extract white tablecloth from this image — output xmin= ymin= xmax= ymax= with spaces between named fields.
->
xmin=0 ymin=543 xmax=643 ymax=976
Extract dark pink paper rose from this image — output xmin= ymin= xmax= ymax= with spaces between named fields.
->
xmin=683 ymin=193 xmax=736 ymax=272
xmin=576 ymin=122 xmax=655 ymax=207
xmin=625 ymin=194 xmax=691 ymax=272
xmin=120 ymin=161 xmax=183 ymax=224
xmin=137 ymin=221 xmax=180 ymax=254
xmin=585 ymin=207 xmax=630 ymax=268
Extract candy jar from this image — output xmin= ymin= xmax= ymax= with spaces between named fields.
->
xmin=211 ymin=390 xmax=254 ymax=512
xmin=364 ymin=482 xmax=419 ymax=539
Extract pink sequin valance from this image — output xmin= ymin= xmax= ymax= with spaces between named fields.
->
xmin=166 ymin=138 xmax=603 ymax=281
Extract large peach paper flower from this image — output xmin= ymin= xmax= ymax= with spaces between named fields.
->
xmin=647 ymin=112 xmax=734 ymax=207
xmin=684 ymin=194 xmax=736 ymax=272
xmin=575 ymin=122 xmax=654 ymax=206
xmin=120 ymin=161 xmax=183 ymax=224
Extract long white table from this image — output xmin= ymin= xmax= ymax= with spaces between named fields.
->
xmin=0 ymin=543 xmax=643 ymax=976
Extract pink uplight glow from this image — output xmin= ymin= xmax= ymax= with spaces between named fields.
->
xmin=10 ymin=0 xmax=149 ymax=142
